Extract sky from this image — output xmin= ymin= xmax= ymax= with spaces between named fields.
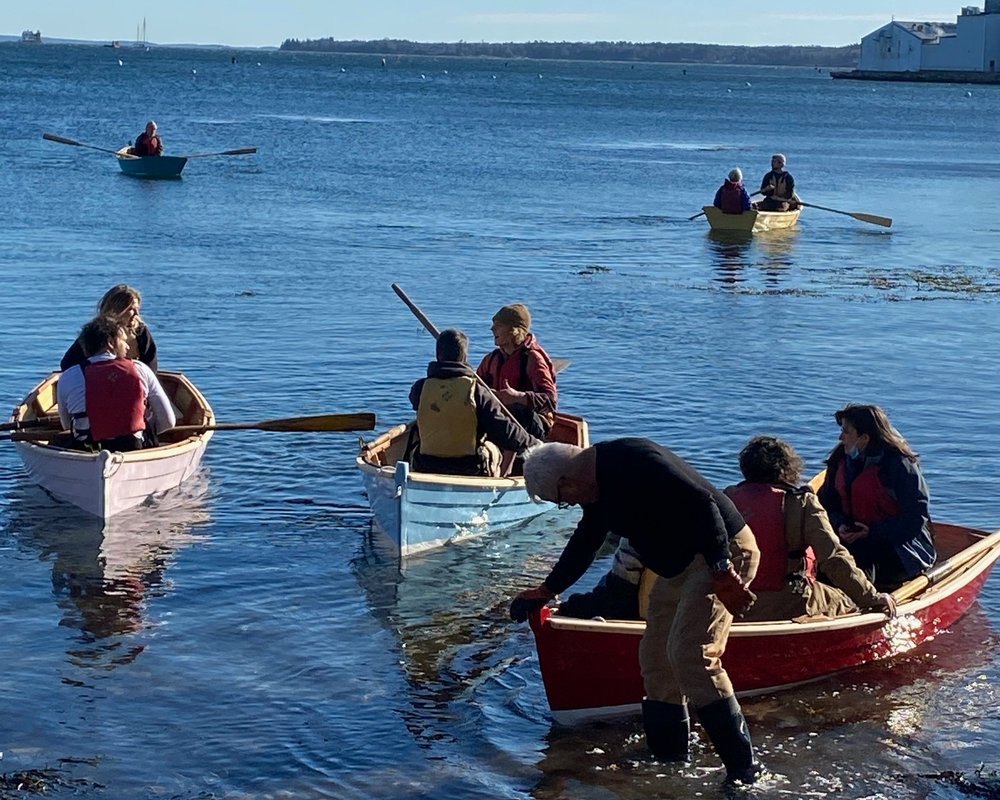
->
xmin=2 ymin=1 xmax=964 ymax=48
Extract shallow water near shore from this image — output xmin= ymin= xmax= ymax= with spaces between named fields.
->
xmin=1 ymin=44 xmax=999 ymax=799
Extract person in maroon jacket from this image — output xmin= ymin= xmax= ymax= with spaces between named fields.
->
xmin=510 ymin=438 xmax=764 ymax=787
xmin=476 ymin=303 xmax=557 ymax=439
xmin=131 ymin=120 xmax=164 ymax=156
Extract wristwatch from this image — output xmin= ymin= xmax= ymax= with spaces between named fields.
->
xmin=709 ymin=558 xmax=733 ymax=575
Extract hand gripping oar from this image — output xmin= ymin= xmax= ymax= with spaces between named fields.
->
xmin=797 ymin=201 xmax=892 ymax=228
xmin=177 ymin=147 xmax=258 ymax=159
xmin=42 ymin=132 xmax=137 ymax=158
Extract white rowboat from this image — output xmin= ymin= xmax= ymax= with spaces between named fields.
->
xmin=9 ymin=371 xmax=214 ymax=520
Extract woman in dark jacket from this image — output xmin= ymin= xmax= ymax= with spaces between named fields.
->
xmin=818 ymin=404 xmax=935 ymax=591
xmin=60 ymin=284 xmax=158 ymax=372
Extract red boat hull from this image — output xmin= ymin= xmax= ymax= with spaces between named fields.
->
xmin=529 ymin=524 xmax=1000 ymax=724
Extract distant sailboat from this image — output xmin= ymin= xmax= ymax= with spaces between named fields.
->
xmin=133 ymin=17 xmax=149 ymax=49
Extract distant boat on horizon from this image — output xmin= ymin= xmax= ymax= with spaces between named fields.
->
xmin=20 ymin=30 xmax=42 ymax=44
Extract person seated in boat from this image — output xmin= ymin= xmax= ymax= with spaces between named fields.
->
xmin=61 ymin=284 xmax=158 ymax=372
xmin=713 ymin=168 xmax=752 ymax=214
xmin=756 ymin=153 xmax=799 ymax=212
xmin=476 ymin=304 xmax=557 ymax=440
xmin=57 ymin=315 xmax=175 ymax=452
xmin=555 ymin=537 xmax=645 ymax=621
xmin=510 ymin=438 xmax=764 ymax=785
xmin=409 ymin=328 xmax=540 ymax=477
xmin=724 ymin=435 xmax=895 ymax=620
xmin=131 ymin=120 xmax=163 ymax=156
xmin=818 ymin=404 xmax=936 ymax=593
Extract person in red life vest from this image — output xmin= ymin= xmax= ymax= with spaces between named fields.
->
xmin=509 ymin=439 xmax=764 ymax=787
xmin=725 ymin=435 xmax=895 ymax=621
xmin=409 ymin=328 xmax=540 ymax=477
xmin=712 ymin=168 xmax=752 ymax=214
xmin=818 ymin=405 xmax=936 ymax=592
xmin=476 ymin=304 xmax=557 ymax=440
xmin=131 ymin=120 xmax=164 ymax=156
xmin=61 ymin=284 xmax=158 ymax=373
xmin=57 ymin=315 xmax=175 ymax=452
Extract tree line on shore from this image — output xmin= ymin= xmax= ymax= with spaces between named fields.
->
xmin=278 ymin=38 xmax=859 ymax=67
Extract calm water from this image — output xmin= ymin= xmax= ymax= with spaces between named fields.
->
xmin=2 ymin=43 xmax=999 ymax=799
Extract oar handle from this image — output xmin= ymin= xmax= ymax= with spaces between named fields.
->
xmin=891 ymin=528 xmax=1000 ymax=604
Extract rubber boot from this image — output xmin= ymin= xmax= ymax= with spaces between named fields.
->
xmin=641 ymin=699 xmax=690 ymax=762
xmin=696 ymin=695 xmax=763 ymax=785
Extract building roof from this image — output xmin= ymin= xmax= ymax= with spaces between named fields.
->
xmin=892 ymin=20 xmax=958 ymax=40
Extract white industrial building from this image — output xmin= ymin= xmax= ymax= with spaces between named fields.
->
xmin=859 ymin=1 xmax=1000 ymax=73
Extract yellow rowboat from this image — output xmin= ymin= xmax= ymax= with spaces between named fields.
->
xmin=702 ymin=205 xmax=802 ymax=233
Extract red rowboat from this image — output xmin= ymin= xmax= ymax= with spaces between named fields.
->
xmin=528 ymin=522 xmax=1000 ymax=725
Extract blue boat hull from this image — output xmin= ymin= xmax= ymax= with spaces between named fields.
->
xmin=116 ymin=147 xmax=187 ymax=179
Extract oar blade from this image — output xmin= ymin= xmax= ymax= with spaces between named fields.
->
xmin=256 ymin=412 xmax=377 ymax=432
xmin=43 ymin=132 xmax=81 ymax=146
xmin=552 ymin=358 xmax=571 ymax=374
xmin=852 ymin=212 xmax=892 ymax=228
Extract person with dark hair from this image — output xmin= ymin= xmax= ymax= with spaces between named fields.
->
xmin=409 ymin=329 xmax=540 ymax=477
xmin=56 ymin=316 xmax=175 ymax=452
xmin=61 ymin=284 xmax=158 ymax=372
xmin=131 ymin=120 xmax=164 ymax=156
xmin=818 ymin=405 xmax=936 ymax=592
xmin=725 ymin=435 xmax=895 ymax=621
xmin=713 ymin=168 xmax=752 ymax=214
xmin=476 ymin=304 xmax=557 ymax=439
xmin=509 ymin=439 xmax=763 ymax=787
xmin=757 ymin=153 xmax=798 ymax=212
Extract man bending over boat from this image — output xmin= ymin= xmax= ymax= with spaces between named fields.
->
xmin=724 ymin=435 xmax=896 ymax=621
xmin=509 ymin=439 xmax=764 ymax=786
xmin=713 ymin=168 xmax=752 ymax=214
xmin=476 ymin=304 xmax=557 ymax=439
xmin=57 ymin=315 xmax=175 ymax=452
xmin=409 ymin=328 xmax=540 ymax=477
xmin=131 ymin=120 xmax=163 ymax=156
xmin=756 ymin=153 xmax=798 ymax=211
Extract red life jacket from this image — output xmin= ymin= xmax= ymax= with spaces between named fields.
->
xmin=84 ymin=359 xmax=147 ymax=442
xmin=478 ymin=334 xmax=557 ymax=414
xmin=833 ymin=459 xmax=900 ymax=526
xmin=719 ymin=180 xmax=745 ymax=214
xmin=725 ymin=482 xmax=817 ymax=592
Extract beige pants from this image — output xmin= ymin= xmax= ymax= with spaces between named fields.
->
xmin=638 ymin=525 xmax=758 ymax=708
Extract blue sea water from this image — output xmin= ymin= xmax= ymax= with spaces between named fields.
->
xmin=1 ymin=43 xmax=1000 ymax=799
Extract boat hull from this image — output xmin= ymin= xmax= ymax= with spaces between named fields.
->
xmin=9 ymin=371 xmax=214 ymax=520
xmin=528 ymin=523 xmax=1000 ymax=724
xmin=357 ymin=413 xmax=589 ymax=557
xmin=116 ymin=147 xmax=187 ymax=179
xmin=703 ymin=205 xmax=801 ymax=233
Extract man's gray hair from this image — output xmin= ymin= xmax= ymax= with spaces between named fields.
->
xmin=522 ymin=442 xmax=582 ymax=502
xmin=728 ymin=167 xmax=742 ymax=182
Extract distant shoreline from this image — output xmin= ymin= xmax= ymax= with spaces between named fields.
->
xmin=279 ymin=38 xmax=859 ymax=68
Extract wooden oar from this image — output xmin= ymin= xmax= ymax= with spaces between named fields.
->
xmin=42 ymin=132 xmax=137 ymax=158
xmin=689 ymin=192 xmax=762 ymax=221
xmin=178 ymin=147 xmax=258 ymax=159
xmin=890 ymin=527 xmax=1000 ymax=605
xmin=2 ymin=412 xmax=376 ymax=442
xmin=169 ymin=412 xmax=376 ymax=434
xmin=0 ymin=415 xmax=61 ymax=432
xmin=797 ymin=201 xmax=892 ymax=228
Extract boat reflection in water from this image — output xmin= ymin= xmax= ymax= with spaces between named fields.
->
xmin=6 ymin=473 xmax=213 ymax=669
xmin=708 ymin=227 xmax=799 ymax=288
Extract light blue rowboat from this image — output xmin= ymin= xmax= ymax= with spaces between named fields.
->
xmin=357 ymin=413 xmax=590 ymax=558
xmin=116 ymin=146 xmax=187 ymax=179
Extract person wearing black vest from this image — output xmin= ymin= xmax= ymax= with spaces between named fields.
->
xmin=409 ymin=329 xmax=539 ymax=476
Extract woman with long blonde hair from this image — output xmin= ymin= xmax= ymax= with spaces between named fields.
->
xmin=60 ymin=284 xmax=158 ymax=371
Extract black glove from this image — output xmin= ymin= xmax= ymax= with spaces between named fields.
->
xmin=509 ymin=596 xmax=548 ymax=622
